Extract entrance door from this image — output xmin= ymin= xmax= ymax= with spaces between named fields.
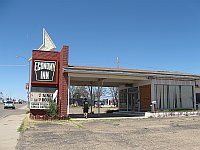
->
xmin=119 ymin=87 xmax=139 ymax=111
xmin=128 ymin=87 xmax=139 ymax=112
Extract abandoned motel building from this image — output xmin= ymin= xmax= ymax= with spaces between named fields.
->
xmin=30 ymin=45 xmax=200 ymax=118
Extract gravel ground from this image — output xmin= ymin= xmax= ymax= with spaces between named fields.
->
xmin=16 ymin=116 xmax=200 ymax=150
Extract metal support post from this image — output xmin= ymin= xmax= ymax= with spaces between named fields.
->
xmin=98 ymin=83 xmax=100 ymax=116
xmin=90 ymin=85 xmax=93 ymax=114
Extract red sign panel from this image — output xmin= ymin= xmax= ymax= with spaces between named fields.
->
xmin=26 ymin=83 xmax=29 ymax=90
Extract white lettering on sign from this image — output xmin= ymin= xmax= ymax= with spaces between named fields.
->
xmin=34 ymin=62 xmax=56 ymax=72
xmin=34 ymin=60 xmax=56 ymax=82
xmin=40 ymin=71 xmax=50 ymax=80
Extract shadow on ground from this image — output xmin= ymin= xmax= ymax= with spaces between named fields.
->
xmin=69 ymin=112 xmax=145 ymax=118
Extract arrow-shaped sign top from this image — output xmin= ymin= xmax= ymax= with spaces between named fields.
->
xmin=38 ymin=28 xmax=56 ymax=51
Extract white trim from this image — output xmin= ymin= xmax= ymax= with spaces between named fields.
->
xmin=67 ymin=76 xmax=70 ymax=115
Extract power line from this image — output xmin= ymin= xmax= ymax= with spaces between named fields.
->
xmin=0 ymin=65 xmax=26 ymax=67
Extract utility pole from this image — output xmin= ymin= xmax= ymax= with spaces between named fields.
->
xmin=116 ymin=57 xmax=119 ymax=68
xmin=16 ymin=56 xmax=31 ymax=108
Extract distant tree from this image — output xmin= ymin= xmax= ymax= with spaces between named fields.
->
xmin=70 ymin=86 xmax=109 ymax=106
xmin=69 ymin=86 xmax=76 ymax=99
xmin=69 ymin=86 xmax=89 ymax=99
xmin=91 ymin=87 xmax=106 ymax=101
xmin=75 ymin=86 xmax=89 ymax=98
xmin=109 ymin=87 xmax=119 ymax=106
xmin=69 ymin=86 xmax=89 ymax=105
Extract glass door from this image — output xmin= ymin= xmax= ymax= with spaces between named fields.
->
xmin=133 ymin=87 xmax=139 ymax=112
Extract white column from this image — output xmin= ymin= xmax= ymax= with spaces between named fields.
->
xmin=67 ymin=76 xmax=70 ymax=115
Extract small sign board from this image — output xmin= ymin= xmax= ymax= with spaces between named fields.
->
xmin=26 ymin=83 xmax=29 ymax=90
xmin=30 ymin=92 xmax=54 ymax=109
xmin=152 ymin=101 xmax=157 ymax=104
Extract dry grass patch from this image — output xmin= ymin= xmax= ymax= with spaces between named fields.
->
xmin=17 ymin=114 xmax=45 ymax=132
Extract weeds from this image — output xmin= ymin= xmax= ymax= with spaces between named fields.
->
xmin=69 ymin=120 xmax=84 ymax=128
xmin=17 ymin=114 xmax=38 ymax=132
xmin=17 ymin=118 xmax=25 ymax=132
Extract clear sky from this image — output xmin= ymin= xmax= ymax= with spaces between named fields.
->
xmin=0 ymin=0 xmax=200 ymax=100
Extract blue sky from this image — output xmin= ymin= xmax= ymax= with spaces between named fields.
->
xmin=0 ymin=0 xmax=200 ymax=100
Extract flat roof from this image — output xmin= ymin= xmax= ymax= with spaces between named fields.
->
xmin=64 ymin=65 xmax=200 ymax=86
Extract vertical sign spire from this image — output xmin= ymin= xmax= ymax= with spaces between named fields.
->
xmin=38 ymin=28 xmax=56 ymax=51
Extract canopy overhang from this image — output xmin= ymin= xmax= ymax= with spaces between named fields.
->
xmin=64 ymin=65 xmax=200 ymax=87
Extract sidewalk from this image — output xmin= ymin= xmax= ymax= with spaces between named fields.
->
xmin=0 ymin=105 xmax=27 ymax=150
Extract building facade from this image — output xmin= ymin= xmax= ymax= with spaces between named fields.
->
xmin=29 ymin=45 xmax=200 ymax=118
xmin=119 ymin=79 xmax=196 ymax=112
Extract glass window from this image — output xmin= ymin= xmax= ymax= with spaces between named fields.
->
xmin=181 ymin=86 xmax=193 ymax=109
xmin=155 ymin=84 xmax=194 ymax=110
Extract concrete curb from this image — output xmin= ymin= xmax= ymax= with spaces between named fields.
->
xmin=145 ymin=111 xmax=200 ymax=118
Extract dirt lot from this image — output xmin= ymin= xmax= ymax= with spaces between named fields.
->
xmin=69 ymin=106 xmax=118 ymax=114
xmin=16 ymin=115 xmax=200 ymax=150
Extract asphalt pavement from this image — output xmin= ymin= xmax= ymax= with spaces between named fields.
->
xmin=0 ymin=103 xmax=27 ymax=119
xmin=0 ymin=103 xmax=27 ymax=150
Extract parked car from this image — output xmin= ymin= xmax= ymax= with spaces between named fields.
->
xmin=94 ymin=101 xmax=105 ymax=107
xmin=4 ymin=101 xmax=15 ymax=109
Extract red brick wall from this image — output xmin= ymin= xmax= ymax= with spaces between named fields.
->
xmin=140 ymin=85 xmax=151 ymax=112
xmin=30 ymin=109 xmax=46 ymax=116
xmin=58 ymin=45 xmax=69 ymax=117
xmin=32 ymin=50 xmax=59 ymax=60
xmin=31 ymin=47 xmax=69 ymax=118
xmin=30 ymin=50 xmax=60 ymax=117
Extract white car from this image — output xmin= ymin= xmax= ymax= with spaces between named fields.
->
xmin=4 ymin=101 xmax=15 ymax=109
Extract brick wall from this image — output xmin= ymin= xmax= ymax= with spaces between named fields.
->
xmin=30 ymin=50 xmax=60 ymax=117
xmin=58 ymin=45 xmax=69 ymax=117
xmin=140 ymin=85 xmax=151 ymax=112
xmin=32 ymin=50 xmax=59 ymax=60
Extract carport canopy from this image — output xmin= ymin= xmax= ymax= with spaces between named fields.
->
xmin=64 ymin=65 xmax=200 ymax=87
xmin=64 ymin=65 xmax=200 ymax=114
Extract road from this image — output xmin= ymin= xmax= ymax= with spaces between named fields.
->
xmin=0 ymin=104 xmax=26 ymax=120
xmin=0 ymin=103 xmax=27 ymax=119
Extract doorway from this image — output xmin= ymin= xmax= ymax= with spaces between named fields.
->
xmin=119 ymin=87 xmax=139 ymax=112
